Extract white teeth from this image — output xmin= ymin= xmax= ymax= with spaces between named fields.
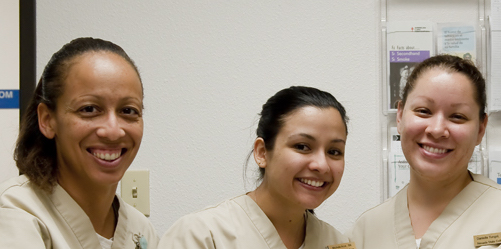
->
xmin=93 ymin=151 xmax=121 ymax=161
xmin=300 ymin=178 xmax=324 ymax=187
xmin=423 ymin=145 xmax=447 ymax=154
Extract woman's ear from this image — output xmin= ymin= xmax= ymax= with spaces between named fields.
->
xmin=37 ymin=103 xmax=56 ymax=139
xmin=476 ymin=114 xmax=488 ymax=145
xmin=253 ymin=138 xmax=267 ymax=169
xmin=396 ymin=101 xmax=404 ymax=134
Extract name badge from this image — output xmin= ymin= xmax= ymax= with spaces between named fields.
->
xmin=326 ymin=242 xmax=357 ymax=249
xmin=474 ymin=232 xmax=501 ymax=247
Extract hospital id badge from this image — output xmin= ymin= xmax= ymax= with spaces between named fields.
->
xmin=326 ymin=242 xmax=357 ymax=249
xmin=474 ymin=232 xmax=501 ymax=247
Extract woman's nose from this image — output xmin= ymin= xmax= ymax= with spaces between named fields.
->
xmin=309 ymin=152 xmax=330 ymax=174
xmin=96 ymin=113 xmax=126 ymax=141
xmin=425 ymin=115 xmax=449 ymax=139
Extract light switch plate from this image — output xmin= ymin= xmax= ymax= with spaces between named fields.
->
xmin=121 ymin=169 xmax=150 ymax=216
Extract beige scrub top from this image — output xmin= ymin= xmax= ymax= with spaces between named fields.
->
xmin=0 ymin=175 xmax=159 ymax=249
xmin=347 ymin=173 xmax=501 ymax=249
xmin=158 ymin=194 xmax=349 ymax=249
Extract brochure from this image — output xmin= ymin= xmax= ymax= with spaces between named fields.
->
xmin=437 ymin=23 xmax=476 ymax=63
xmin=387 ymin=21 xmax=433 ymax=111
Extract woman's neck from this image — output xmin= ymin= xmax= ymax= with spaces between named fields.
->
xmin=407 ymin=170 xmax=472 ymax=239
xmin=57 ymin=175 xmax=117 ymax=239
xmin=249 ymin=185 xmax=306 ymax=249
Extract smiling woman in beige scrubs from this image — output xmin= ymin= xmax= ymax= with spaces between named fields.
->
xmin=159 ymin=86 xmax=352 ymax=249
xmin=0 ymin=37 xmax=158 ymax=249
xmin=348 ymin=55 xmax=501 ymax=249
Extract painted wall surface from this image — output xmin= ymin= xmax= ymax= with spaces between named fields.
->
xmin=35 ymin=0 xmax=379 ymax=235
xmin=0 ymin=1 xmax=20 ymax=183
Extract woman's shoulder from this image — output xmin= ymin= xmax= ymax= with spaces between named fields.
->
xmin=158 ymin=195 xmax=248 ymax=248
xmin=305 ymin=212 xmax=349 ymax=244
xmin=468 ymin=174 xmax=501 ymax=210
xmin=0 ymin=175 xmax=45 ymax=208
xmin=471 ymin=173 xmax=501 ymax=191
xmin=357 ymin=193 xmax=398 ymax=221
xmin=0 ymin=175 xmax=31 ymax=192
xmin=349 ymin=187 xmax=404 ymax=233
xmin=173 ymin=194 xmax=248 ymax=225
xmin=0 ymin=176 xmax=54 ymax=248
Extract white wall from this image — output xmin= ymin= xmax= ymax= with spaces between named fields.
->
xmin=36 ymin=1 xmax=380 ymax=235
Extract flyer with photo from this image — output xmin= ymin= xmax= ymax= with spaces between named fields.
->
xmin=387 ymin=21 xmax=433 ymax=111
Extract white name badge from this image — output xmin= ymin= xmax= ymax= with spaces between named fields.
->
xmin=326 ymin=242 xmax=357 ymax=249
xmin=474 ymin=232 xmax=501 ymax=247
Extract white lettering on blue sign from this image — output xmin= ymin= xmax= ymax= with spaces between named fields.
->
xmin=0 ymin=90 xmax=20 ymax=109
xmin=0 ymin=91 xmax=14 ymax=99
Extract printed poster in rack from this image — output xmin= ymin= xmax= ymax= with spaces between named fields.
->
xmin=437 ymin=23 xmax=476 ymax=63
xmin=387 ymin=21 xmax=433 ymax=111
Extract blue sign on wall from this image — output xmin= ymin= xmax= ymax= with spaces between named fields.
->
xmin=0 ymin=90 xmax=19 ymax=109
